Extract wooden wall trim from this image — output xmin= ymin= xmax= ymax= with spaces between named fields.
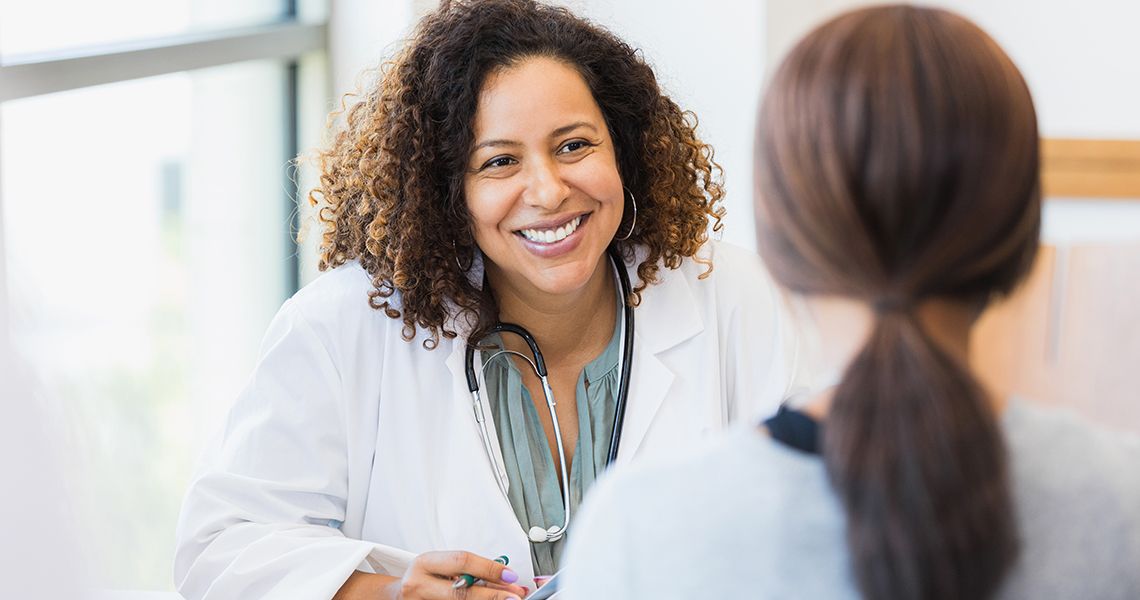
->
xmin=1042 ymin=138 xmax=1140 ymax=199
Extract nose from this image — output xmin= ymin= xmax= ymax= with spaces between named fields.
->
xmin=523 ymin=157 xmax=570 ymax=210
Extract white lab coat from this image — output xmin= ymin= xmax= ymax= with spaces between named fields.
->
xmin=173 ymin=241 xmax=798 ymax=599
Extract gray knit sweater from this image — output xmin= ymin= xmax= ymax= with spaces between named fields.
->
xmin=562 ymin=400 xmax=1140 ymax=599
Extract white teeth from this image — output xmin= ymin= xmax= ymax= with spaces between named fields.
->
xmin=520 ymin=216 xmax=582 ymax=244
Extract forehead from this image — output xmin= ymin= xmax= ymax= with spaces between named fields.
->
xmin=472 ymin=56 xmax=606 ymax=139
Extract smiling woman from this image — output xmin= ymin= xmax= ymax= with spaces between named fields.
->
xmin=465 ymin=56 xmax=624 ymax=300
xmin=172 ymin=1 xmax=798 ymax=599
xmin=310 ymin=0 xmax=728 ymax=350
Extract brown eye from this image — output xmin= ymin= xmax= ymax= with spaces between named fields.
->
xmin=557 ymin=140 xmax=593 ymax=154
xmin=482 ymin=156 xmax=517 ymax=170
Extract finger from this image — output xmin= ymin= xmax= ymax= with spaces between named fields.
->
xmin=405 ymin=576 xmax=524 ymax=600
xmin=455 ymin=584 xmax=526 ymax=600
xmin=397 ymin=572 xmax=526 ymax=600
xmin=419 ymin=551 xmax=520 ymax=585
xmin=479 ymin=581 xmax=531 ymax=598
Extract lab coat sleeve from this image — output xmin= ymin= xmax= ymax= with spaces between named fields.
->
xmin=173 ymin=299 xmax=395 ymax=600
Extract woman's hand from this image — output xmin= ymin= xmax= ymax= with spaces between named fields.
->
xmin=335 ymin=551 xmax=529 ymax=600
xmin=392 ymin=551 xmax=529 ymax=599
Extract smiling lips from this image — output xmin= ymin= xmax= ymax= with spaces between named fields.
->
xmin=516 ymin=214 xmax=586 ymax=244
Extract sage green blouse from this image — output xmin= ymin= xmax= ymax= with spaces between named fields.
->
xmin=479 ymin=306 xmax=622 ymax=576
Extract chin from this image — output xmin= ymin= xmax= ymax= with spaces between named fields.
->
xmin=528 ymin=257 xmax=600 ymax=296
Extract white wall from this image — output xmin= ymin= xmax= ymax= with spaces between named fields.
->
xmin=0 ymin=200 xmax=84 ymax=598
xmin=763 ymin=0 xmax=1140 ymax=242
xmin=327 ymin=0 xmax=417 ymax=106
xmin=765 ymin=0 xmax=1140 ymax=139
xmin=326 ymin=0 xmax=767 ymax=250
xmin=325 ymin=1 xmax=1140 ymax=252
xmin=0 ymin=349 xmax=86 ymax=599
xmin=942 ymin=0 xmax=1140 ymax=139
xmin=558 ymin=0 xmax=766 ymax=249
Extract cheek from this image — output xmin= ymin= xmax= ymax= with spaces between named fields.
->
xmin=586 ymin=147 xmax=624 ymax=192
xmin=573 ymin=162 xmax=625 ymax=212
xmin=464 ymin=181 xmax=518 ymax=238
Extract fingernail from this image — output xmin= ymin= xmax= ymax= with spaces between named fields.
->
xmin=501 ymin=568 xmax=519 ymax=583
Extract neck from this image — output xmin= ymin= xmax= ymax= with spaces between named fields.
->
xmin=795 ymin=296 xmax=1002 ymax=419
xmin=485 ymin=254 xmax=617 ymax=365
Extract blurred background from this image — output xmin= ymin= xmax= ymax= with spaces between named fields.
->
xmin=1 ymin=0 xmax=1137 ymax=595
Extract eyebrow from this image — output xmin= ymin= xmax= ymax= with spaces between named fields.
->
xmin=550 ymin=121 xmax=597 ymax=138
xmin=471 ymin=121 xmax=599 ymax=153
xmin=471 ymin=139 xmax=522 ymax=152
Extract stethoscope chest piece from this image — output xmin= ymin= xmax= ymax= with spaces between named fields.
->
xmin=528 ymin=524 xmax=564 ymax=543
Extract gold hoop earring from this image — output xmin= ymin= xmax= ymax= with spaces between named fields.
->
xmin=453 ymin=240 xmax=473 ymax=272
xmin=615 ymin=187 xmax=637 ymax=241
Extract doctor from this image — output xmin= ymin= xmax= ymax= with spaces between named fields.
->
xmin=174 ymin=1 xmax=795 ymax=599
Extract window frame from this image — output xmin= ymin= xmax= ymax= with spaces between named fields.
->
xmin=0 ymin=12 xmax=328 ymax=325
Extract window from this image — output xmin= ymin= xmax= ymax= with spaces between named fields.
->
xmin=0 ymin=1 xmax=328 ymax=591
xmin=0 ymin=0 xmax=286 ymax=56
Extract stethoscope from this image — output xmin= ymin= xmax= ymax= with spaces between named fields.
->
xmin=464 ymin=249 xmax=634 ymax=544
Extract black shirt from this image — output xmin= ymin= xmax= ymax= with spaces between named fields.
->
xmin=762 ymin=404 xmax=821 ymax=454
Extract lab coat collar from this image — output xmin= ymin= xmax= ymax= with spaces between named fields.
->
xmin=619 ymin=245 xmax=705 ymax=354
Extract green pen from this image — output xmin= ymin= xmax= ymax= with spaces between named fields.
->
xmin=452 ymin=554 xmax=510 ymax=589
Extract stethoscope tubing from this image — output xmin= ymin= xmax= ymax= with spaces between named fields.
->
xmin=607 ymin=250 xmax=635 ymax=463
xmin=463 ymin=249 xmax=634 ymax=544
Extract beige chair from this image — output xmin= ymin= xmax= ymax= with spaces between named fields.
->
xmin=974 ymin=242 xmax=1140 ymax=433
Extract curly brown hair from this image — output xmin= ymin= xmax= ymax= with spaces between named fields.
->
xmin=310 ymin=0 xmax=725 ymax=348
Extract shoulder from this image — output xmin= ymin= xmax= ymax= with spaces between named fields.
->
xmin=288 ymin=261 xmax=380 ymax=318
xmin=635 ymin=241 xmax=799 ymax=415
xmin=579 ymin=425 xmax=830 ymax=543
xmin=565 ymin=432 xmax=754 ymax=595
xmin=643 ymin=240 xmax=783 ymax=323
xmin=267 ymin=261 xmax=426 ymax=363
xmin=566 ymin=426 xmax=845 ymax=597
xmin=708 ymin=240 xmax=782 ymax=312
xmin=587 ymin=427 xmax=744 ymax=504
xmin=1003 ymin=400 xmax=1140 ymax=591
xmin=1005 ymin=399 xmax=1140 ymax=491
xmin=666 ymin=239 xmax=777 ymax=297
xmin=700 ymin=238 xmax=770 ymax=275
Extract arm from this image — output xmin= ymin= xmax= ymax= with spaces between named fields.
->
xmin=174 ymin=299 xmax=375 ymax=599
xmin=335 ymin=556 xmax=526 ymax=600
xmin=174 ymin=300 xmax=528 ymax=600
xmin=334 ymin=572 xmax=397 ymax=600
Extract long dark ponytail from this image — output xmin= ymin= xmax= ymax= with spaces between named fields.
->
xmin=754 ymin=6 xmax=1041 ymax=599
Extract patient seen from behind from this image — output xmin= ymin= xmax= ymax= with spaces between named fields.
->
xmin=562 ymin=5 xmax=1140 ymax=599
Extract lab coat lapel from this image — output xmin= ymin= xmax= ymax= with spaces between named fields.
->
xmin=440 ymin=336 xmax=534 ymax=579
xmin=443 ymin=335 xmax=512 ymax=500
xmin=441 ymin=251 xmax=515 ymax=502
xmin=612 ymin=253 xmax=704 ymax=465
xmin=613 ymin=345 xmax=673 ymax=466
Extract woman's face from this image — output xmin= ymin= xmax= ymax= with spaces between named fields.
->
xmin=464 ymin=55 xmax=624 ymax=299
